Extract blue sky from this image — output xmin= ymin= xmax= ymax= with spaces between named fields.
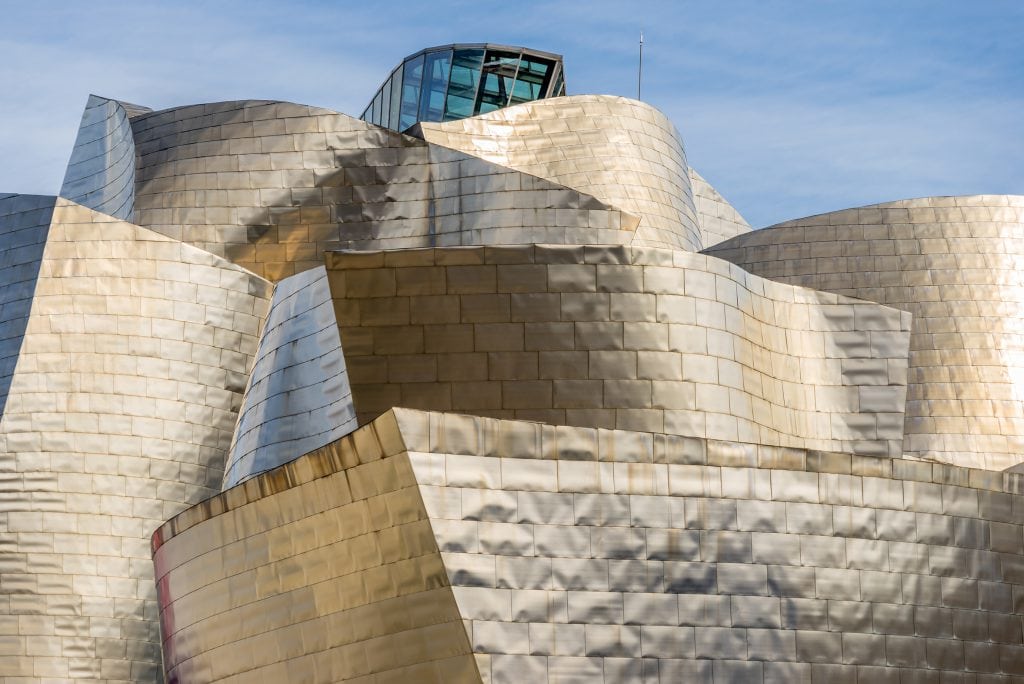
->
xmin=1 ymin=0 xmax=1020 ymax=227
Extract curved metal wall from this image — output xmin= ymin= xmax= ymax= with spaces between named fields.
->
xmin=326 ymin=244 xmax=911 ymax=457
xmin=222 ymin=265 xmax=357 ymax=488
xmin=705 ymin=195 xmax=1024 ymax=470
xmin=154 ymin=410 xmax=478 ymax=683
xmin=129 ymin=101 xmax=637 ymax=280
xmin=60 ymin=95 xmax=147 ymax=221
xmin=0 ymin=199 xmax=271 ymax=681
xmin=154 ymin=409 xmax=1024 ymax=683
xmin=418 ymin=95 xmax=704 ymax=251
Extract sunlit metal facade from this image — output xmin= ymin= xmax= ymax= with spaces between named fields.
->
xmin=0 ymin=43 xmax=1023 ymax=683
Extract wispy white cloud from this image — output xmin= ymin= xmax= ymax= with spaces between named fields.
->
xmin=0 ymin=0 xmax=1020 ymax=227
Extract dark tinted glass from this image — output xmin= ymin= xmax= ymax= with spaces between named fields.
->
xmin=388 ymin=65 xmax=403 ymax=129
xmin=475 ymin=50 xmax=520 ymax=114
xmin=398 ymin=54 xmax=425 ymax=130
xmin=364 ymin=46 xmax=564 ymax=129
xmin=371 ymin=90 xmax=382 ymax=125
xmin=380 ymin=75 xmax=392 ymax=128
xmin=444 ymin=49 xmax=484 ymax=121
xmin=509 ymin=57 xmax=553 ymax=106
xmin=417 ymin=50 xmax=453 ymax=123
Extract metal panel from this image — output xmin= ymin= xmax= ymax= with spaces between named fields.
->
xmin=130 ymin=101 xmax=638 ymax=280
xmin=706 ymin=195 xmax=1024 ymax=470
xmin=690 ymin=167 xmax=752 ymax=249
xmin=326 ymin=244 xmax=911 ymax=458
xmin=223 ymin=265 xmax=356 ymax=487
xmin=419 ymin=95 xmax=703 ymax=251
xmin=0 ymin=194 xmax=53 ymax=418
xmin=59 ymin=95 xmax=150 ymax=221
xmin=153 ymin=409 xmax=1024 ymax=683
xmin=0 ymin=199 xmax=271 ymax=681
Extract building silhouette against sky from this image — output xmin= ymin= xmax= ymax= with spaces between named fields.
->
xmin=1 ymin=43 xmax=1023 ymax=683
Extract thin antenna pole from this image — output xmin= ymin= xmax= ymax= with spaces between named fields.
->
xmin=638 ymin=31 xmax=644 ymax=100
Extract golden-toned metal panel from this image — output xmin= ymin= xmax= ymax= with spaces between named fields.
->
xmin=30 ymin=52 xmax=1024 ymax=684
xmin=325 ymin=244 xmax=911 ymax=458
xmin=418 ymin=95 xmax=703 ymax=251
xmin=153 ymin=411 xmax=481 ymax=683
xmin=0 ymin=199 xmax=271 ymax=682
xmin=706 ymin=195 xmax=1024 ymax=470
xmin=155 ymin=409 xmax=1024 ymax=682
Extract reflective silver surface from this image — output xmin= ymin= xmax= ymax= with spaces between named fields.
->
xmin=223 ymin=265 xmax=356 ymax=488
xmin=0 ymin=43 xmax=1018 ymax=683
xmin=0 ymin=194 xmax=53 ymax=417
xmin=690 ymin=168 xmax=751 ymax=249
xmin=60 ymin=95 xmax=150 ymax=221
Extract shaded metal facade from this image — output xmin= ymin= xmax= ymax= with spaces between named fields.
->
xmin=59 ymin=95 xmax=150 ymax=221
xmin=129 ymin=99 xmax=637 ymax=281
xmin=690 ymin=168 xmax=752 ymax=249
xmin=0 ymin=194 xmax=53 ymax=417
xmin=223 ymin=265 xmax=356 ymax=488
xmin=419 ymin=96 xmax=705 ymax=251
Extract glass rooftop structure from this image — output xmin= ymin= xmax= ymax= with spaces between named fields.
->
xmin=360 ymin=43 xmax=566 ymax=131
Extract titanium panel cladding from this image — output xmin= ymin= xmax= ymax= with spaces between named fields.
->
xmin=130 ymin=101 xmax=635 ymax=281
xmin=0 ymin=39 xmax=1018 ymax=683
xmin=0 ymin=195 xmax=54 ymax=418
xmin=706 ymin=195 xmax=1024 ymax=470
xmin=154 ymin=409 xmax=1024 ymax=683
xmin=326 ymin=244 xmax=911 ymax=457
xmin=223 ymin=265 xmax=357 ymax=488
xmin=154 ymin=410 xmax=479 ymax=683
xmin=689 ymin=168 xmax=752 ymax=249
xmin=0 ymin=199 xmax=270 ymax=681
xmin=60 ymin=95 xmax=150 ymax=221
xmin=418 ymin=95 xmax=703 ymax=251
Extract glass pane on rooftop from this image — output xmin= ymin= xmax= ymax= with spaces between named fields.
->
xmin=363 ymin=44 xmax=564 ymax=130
xmin=418 ymin=49 xmax=453 ymax=123
xmin=398 ymin=53 xmax=425 ymax=130
xmin=476 ymin=50 xmax=520 ymax=114
xmin=388 ymin=66 xmax=403 ymax=127
xmin=444 ymin=49 xmax=484 ymax=121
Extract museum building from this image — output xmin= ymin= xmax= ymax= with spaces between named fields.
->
xmin=1 ymin=43 xmax=1023 ymax=683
